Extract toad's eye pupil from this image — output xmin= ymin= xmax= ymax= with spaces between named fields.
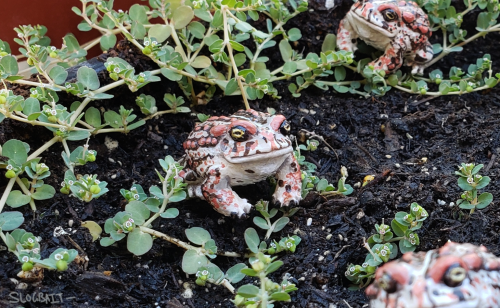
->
xmin=382 ymin=9 xmax=397 ymax=21
xmin=230 ymin=126 xmax=248 ymax=141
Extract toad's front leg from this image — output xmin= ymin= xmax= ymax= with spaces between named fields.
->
xmin=370 ymin=40 xmax=404 ymax=74
xmin=201 ymin=166 xmax=252 ymax=217
xmin=273 ymin=154 xmax=302 ymax=207
xmin=337 ymin=17 xmax=358 ymax=53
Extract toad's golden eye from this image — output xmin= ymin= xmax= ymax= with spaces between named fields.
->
xmin=382 ymin=9 xmax=397 ymax=21
xmin=280 ymin=120 xmax=291 ymax=135
xmin=443 ymin=264 xmax=466 ymax=287
xmin=230 ymin=126 xmax=249 ymax=141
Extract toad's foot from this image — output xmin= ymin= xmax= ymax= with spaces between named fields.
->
xmin=201 ymin=166 xmax=252 ymax=217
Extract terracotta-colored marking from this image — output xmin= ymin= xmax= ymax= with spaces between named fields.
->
xmin=403 ymin=11 xmax=415 ymax=22
xmin=270 ymin=115 xmax=286 ymax=131
xmin=427 ymin=256 xmax=467 ymax=283
xmin=210 ymin=124 xmax=228 ymax=137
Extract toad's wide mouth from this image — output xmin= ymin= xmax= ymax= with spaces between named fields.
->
xmin=223 ymin=146 xmax=293 ymax=164
xmin=350 ymin=11 xmax=397 ymax=38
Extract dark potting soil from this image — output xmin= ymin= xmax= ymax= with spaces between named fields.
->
xmin=1 ymin=0 xmax=500 ymax=307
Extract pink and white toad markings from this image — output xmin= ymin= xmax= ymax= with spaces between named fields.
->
xmin=367 ymin=242 xmax=500 ymax=308
xmin=180 ymin=109 xmax=301 ymax=217
xmin=337 ymin=0 xmax=433 ymax=74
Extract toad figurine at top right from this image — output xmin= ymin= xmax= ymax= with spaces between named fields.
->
xmin=337 ymin=0 xmax=434 ymax=75
xmin=366 ymin=242 xmax=500 ymax=308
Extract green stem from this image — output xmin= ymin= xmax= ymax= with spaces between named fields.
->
xmin=139 ymin=226 xmax=241 ymax=257
xmin=393 ymin=84 xmax=491 ymax=96
xmin=0 ymin=230 xmax=7 ymax=244
xmin=15 ymin=177 xmax=36 ymax=212
xmin=27 ymin=136 xmax=60 ymax=161
xmin=259 ymin=272 xmax=269 ymax=308
xmin=424 ymin=24 xmax=500 ymax=68
xmin=222 ymin=5 xmax=250 ymax=110
xmin=0 ymin=178 xmax=16 ymax=213
xmin=142 ymin=172 xmax=172 ymax=227
xmin=69 ymin=97 xmax=92 ymax=126
xmin=62 ymin=140 xmax=73 ymax=172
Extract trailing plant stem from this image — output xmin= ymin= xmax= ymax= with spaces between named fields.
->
xmin=0 ymin=178 xmax=16 ymax=213
xmin=139 ymin=226 xmax=241 ymax=257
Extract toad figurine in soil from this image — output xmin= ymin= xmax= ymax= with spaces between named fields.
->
xmin=180 ymin=109 xmax=301 ymax=217
xmin=366 ymin=242 xmax=500 ymax=308
xmin=337 ymin=0 xmax=433 ymax=75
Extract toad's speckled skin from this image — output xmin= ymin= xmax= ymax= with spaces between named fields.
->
xmin=337 ymin=0 xmax=433 ymax=74
xmin=366 ymin=242 xmax=500 ymax=308
xmin=180 ymin=109 xmax=301 ymax=217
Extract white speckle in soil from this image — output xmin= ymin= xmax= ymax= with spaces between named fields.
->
xmin=326 ymin=234 xmax=332 ymax=240
xmin=307 ymin=218 xmax=312 ymax=226
xmin=395 ymin=163 xmax=401 ymax=168
xmin=108 ymin=158 xmax=115 ymax=163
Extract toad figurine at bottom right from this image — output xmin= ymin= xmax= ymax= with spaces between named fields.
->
xmin=366 ymin=241 xmax=500 ymax=308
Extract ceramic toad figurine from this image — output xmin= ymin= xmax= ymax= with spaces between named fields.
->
xmin=180 ymin=109 xmax=301 ymax=217
xmin=366 ymin=242 xmax=500 ymax=308
xmin=337 ymin=0 xmax=433 ymax=74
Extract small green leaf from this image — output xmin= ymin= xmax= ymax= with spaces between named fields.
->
xmin=100 ymin=34 xmax=117 ymax=50
xmin=31 ymin=184 xmax=56 ymax=200
xmin=49 ymin=66 xmax=68 ymax=85
xmin=185 ymin=227 xmax=211 ymax=245
xmin=272 ymin=217 xmax=289 ymax=232
xmin=187 ymin=21 xmax=205 ymax=39
xmin=225 ymin=78 xmax=238 ymax=95
xmin=3 ymin=139 xmax=29 ymax=165
xmin=475 ymin=176 xmax=491 ymax=190
xmin=172 ymin=6 xmax=194 ymax=29
xmin=160 ymin=208 xmax=179 ymax=218
xmin=230 ymin=40 xmax=245 ymax=52
xmin=85 ymin=107 xmax=101 ymax=127
xmin=129 ymin=4 xmax=148 ymax=22
xmin=0 ymin=55 xmax=19 ymax=75
xmin=244 ymin=228 xmax=260 ymax=253
xmin=148 ymin=24 xmax=172 ymax=43
xmin=253 ymin=217 xmax=269 ymax=230
xmin=288 ymin=28 xmax=302 ymax=41
xmin=6 ymin=191 xmax=31 ymax=208
xmin=226 ymin=263 xmax=247 ymax=283
xmin=22 ymin=98 xmax=40 ymax=116
xmin=457 ymin=177 xmax=474 ymax=190
xmin=169 ymin=190 xmax=186 ymax=202
xmin=237 ymin=284 xmax=259 ymax=298
xmin=476 ymin=192 xmax=493 ymax=209
xmin=266 ymin=260 xmax=283 ymax=274
xmin=77 ymin=66 xmax=100 ymax=90
xmin=182 ymin=249 xmax=209 ymax=274
xmin=161 ymin=68 xmax=182 ymax=81
xmin=127 ymin=228 xmax=153 ymax=256
xmin=67 ymin=130 xmax=91 ymax=141
xmin=191 ymin=56 xmax=211 ymax=68
xmin=0 ymin=211 xmax=24 ymax=231
xmin=125 ymin=201 xmax=150 ymax=225
xmin=279 ymin=39 xmax=292 ymax=62
xmin=235 ymin=21 xmax=253 ymax=33
xmin=321 ymin=34 xmax=337 ymax=52
xmin=270 ymin=292 xmax=290 ymax=301
xmin=100 ymin=237 xmax=116 ymax=247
